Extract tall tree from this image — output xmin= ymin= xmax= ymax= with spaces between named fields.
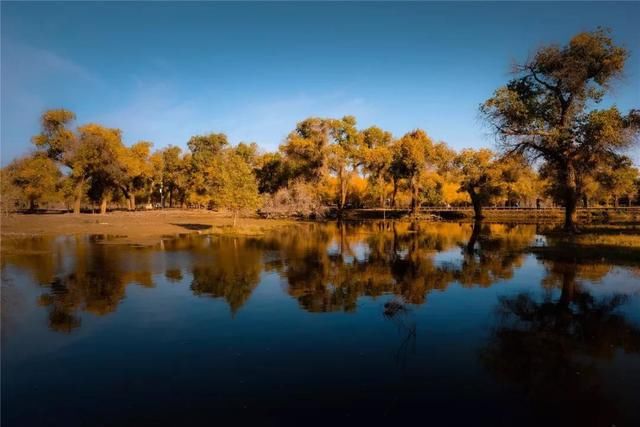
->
xmin=456 ymin=148 xmax=502 ymax=219
xmin=361 ymin=126 xmax=394 ymax=211
xmin=119 ymin=141 xmax=153 ymax=210
xmin=74 ymin=124 xmax=127 ymax=214
xmin=390 ymin=129 xmax=435 ymax=213
xmin=187 ymin=133 xmax=228 ymax=205
xmin=31 ymin=109 xmax=84 ymax=213
xmin=481 ymin=28 xmax=639 ymax=231
xmin=326 ymin=116 xmax=360 ymax=210
xmin=159 ymin=146 xmax=188 ymax=208
xmin=280 ymin=117 xmax=332 ymax=182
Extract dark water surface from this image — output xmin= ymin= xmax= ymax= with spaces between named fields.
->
xmin=2 ymin=222 xmax=640 ymax=426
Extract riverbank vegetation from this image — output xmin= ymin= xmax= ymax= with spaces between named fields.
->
xmin=2 ymin=29 xmax=639 ymax=232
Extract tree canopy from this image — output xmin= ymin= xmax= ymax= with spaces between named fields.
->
xmin=481 ymin=28 xmax=640 ymax=230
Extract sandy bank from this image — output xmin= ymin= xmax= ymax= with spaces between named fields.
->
xmin=1 ymin=210 xmax=296 ymax=246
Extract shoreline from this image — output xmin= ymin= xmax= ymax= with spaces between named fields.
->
xmin=0 ymin=210 xmax=298 ymax=246
xmin=2 ymin=209 xmax=639 ymax=248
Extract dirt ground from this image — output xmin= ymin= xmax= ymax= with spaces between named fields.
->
xmin=0 ymin=210 xmax=296 ymax=245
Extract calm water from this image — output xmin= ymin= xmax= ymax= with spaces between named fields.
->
xmin=2 ymin=222 xmax=640 ymax=426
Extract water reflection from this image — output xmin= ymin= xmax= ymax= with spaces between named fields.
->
xmin=1 ymin=221 xmax=638 ymax=331
xmin=2 ymin=221 xmax=640 ymax=425
xmin=271 ymin=221 xmax=534 ymax=309
xmin=190 ymin=238 xmax=262 ymax=315
xmin=481 ymin=258 xmax=640 ymax=426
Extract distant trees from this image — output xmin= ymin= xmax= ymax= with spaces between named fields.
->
xmin=2 ymin=103 xmax=636 ymax=221
xmin=481 ymin=28 xmax=640 ymax=231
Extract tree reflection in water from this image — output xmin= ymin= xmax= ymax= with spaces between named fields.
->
xmin=481 ymin=259 xmax=640 ymax=426
xmin=1 ymin=222 xmax=544 ymax=331
xmin=189 ymin=237 xmax=262 ymax=315
xmin=383 ymin=298 xmax=417 ymax=367
xmin=269 ymin=221 xmax=535 ymax=311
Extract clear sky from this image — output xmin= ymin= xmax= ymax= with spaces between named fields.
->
xmin=2 ymin=1 xmax=639 ymax=165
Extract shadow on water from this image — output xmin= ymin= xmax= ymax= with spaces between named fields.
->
xmin=169 ymin=223 xmax=213 ymax=231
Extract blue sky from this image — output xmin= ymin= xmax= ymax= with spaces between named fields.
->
xmin=2 ymin=2 xmax=639 ymax=165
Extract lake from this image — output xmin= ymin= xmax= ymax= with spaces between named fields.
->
xmin=2 ymin=221 xmax=640 ymax=426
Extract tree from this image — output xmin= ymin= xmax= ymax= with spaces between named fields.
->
xmin=159 ymin=146 xmax=188 ymax=208
xmin=280 ymin=117 xmax=332 ymax=183
xmin=187 ymin=133 xmax=228 ymax=206
xmin=234 ymin=142 xmax=259 ymax=167
xmin=187 ymin=133 xmax=228 ymax=169
xmin=390 ymin=130 xmax=436 ymax=213
xmin=119 ymin=141 xmax=153 ymax=210
xmin=597 ymin=157 xmax=638 ymax=206
xmin=255 ymin=152 xmax=289 ymax=194
xmin=73 ymin=124 xmax=127 ymax=214
xmin=31 ymin=109 xmax=77 ymax=161
xmin=361 ymin=126 xmax=394 ymax=212
xmin=497 ymin=153 xmax=542 ymax=207
xmin=326 ymin=116 xmax=360 ymax=210
xmin=481 ymin=28 xmax=639 ymax=231
xmin=456 ymin=148 xmax=502 ymax=219
xmin=210 ymin=151 xmax=261 ymax=226
xmin=31 ymin=109 xmax=84 ymax=213
xmin=3 ymin=153 xmax=62 ymax=211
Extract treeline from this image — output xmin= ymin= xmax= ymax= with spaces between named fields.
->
xmin=1 ymin=28 xmax=639 ymax=230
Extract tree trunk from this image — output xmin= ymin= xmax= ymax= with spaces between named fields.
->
xmin=564 ymin=195 xmax=578 ymax=232
xmin=73 ymin=178 xmax=84 ymax=214
xmin=29 ymin=199 xmax=36 ymax=212
xmin=129 ymin=193 xmax=136 ymax=211
xmin=613 ymin=195 xmax=618 ymax=208
xmin=468 ymin=188 xmax=483 ymax=219
xmin=391 ymin=178 xmax=398 ymax=208
xmin=337 ymin=168 xmax=347 ymax=211
xmin=233 ymin=211 xmax=238 ymax=227
xmin=410 ymin=176 xmax=419 ymax=214
xmin=562 ymin=166 xmax=579 ymax=232
xmin=380 ymin=187 xmax=386 ymax=221
xmin=100 ymin=197 xmax=108 ymax=215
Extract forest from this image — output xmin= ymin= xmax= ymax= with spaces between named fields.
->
xmin=2 ymin=29 xmax=639 ymax=231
